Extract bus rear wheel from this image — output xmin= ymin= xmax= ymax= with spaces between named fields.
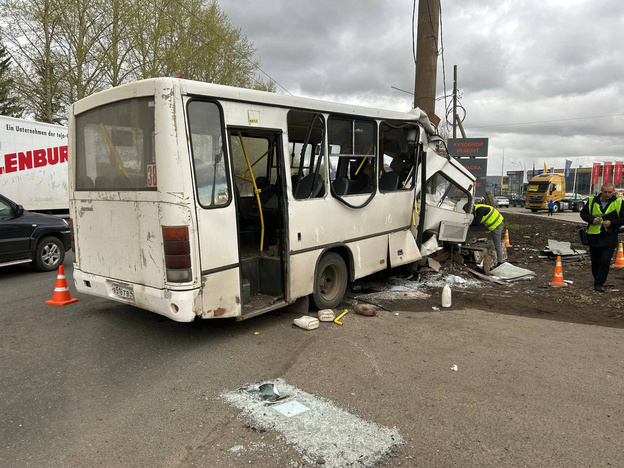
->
xmin=311 ymin=252 xmax=348 ymax=309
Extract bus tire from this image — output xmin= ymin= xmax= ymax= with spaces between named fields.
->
xmin=311 ymin=252 xmax=348 ymax=309
xmin=33 ymin=236 xmax=65 ymax=272
xmin=552 ymin=202 xmax=560 ymax=213
xmin=530 ymin=209 xmax=538 ymax=212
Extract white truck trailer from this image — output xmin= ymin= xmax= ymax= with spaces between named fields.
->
xmin=0 ymin=115 xmax=69 ymax=213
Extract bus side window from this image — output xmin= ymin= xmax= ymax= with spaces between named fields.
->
xmin=287 ymin=110 xmax=326 ymax=200
xmin=328 ymin=117 xmax=376 ymax=197
xmin=378 ymin=122 xmax=417 ymax=190
xmin=188 ymin=101 xmax=229 ymax=207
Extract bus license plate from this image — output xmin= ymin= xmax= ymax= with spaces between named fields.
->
xmin=111 ymin=285 xmax=134 ymax=299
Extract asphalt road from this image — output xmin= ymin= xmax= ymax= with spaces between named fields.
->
xmin=1 ymin=252 xmax=623 ymax=467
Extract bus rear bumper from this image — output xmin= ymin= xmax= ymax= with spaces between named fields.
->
xmin=73 ymin=267 xmax=200 ymax=322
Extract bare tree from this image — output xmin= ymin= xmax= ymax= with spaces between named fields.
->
xmin=1 ymin=0 xmax=65 ymax=122
xmin=1 ymin=0 xmax=277 ymax=122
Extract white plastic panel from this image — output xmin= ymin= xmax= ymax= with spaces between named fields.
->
xmin=389 ymin=229 xmax=422 ymax=267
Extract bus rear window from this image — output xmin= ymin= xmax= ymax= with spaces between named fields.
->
xmin=75 ymin=97 xmax=156 ymax=190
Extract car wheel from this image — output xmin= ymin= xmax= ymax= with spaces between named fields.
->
xmin=33 ymin=236 xmax=65 ymax=272
xmin=311 ymin=252 xmax=348 ymax=309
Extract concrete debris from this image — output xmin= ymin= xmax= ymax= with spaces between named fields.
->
xmin=354 ymin=304 xmax=377 ymax=316
xmin=427 ymin=257 xmax=441 ymax=272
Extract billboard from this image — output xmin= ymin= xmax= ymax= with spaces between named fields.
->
xmin=447 ymin=138 xmax=489 ymax=157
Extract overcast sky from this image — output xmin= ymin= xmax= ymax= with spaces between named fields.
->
xmin=218 ymin=0 xmax=623 ymax=176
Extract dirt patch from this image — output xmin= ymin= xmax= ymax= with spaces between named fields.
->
xmin=347 ymin=212 xmax=624 ymax=329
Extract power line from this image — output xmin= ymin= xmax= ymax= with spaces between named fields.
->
xmin=466 ymin=113 xmax=624 ymax=129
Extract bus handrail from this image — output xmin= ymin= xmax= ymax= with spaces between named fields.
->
xmin=237 ymin=131 xmax=265 ymax=251
xmin=98 ymin=123 xmax=131 ymax=181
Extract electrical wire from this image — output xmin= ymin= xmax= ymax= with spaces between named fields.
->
xmin=412 ymin=0 xmax=417 ymax=65
xmin=466 ymin=113 xmax=624 ymax=129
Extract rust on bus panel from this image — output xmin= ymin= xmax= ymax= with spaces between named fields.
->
xmin=213 ymin=307 xmax=225 ymax=317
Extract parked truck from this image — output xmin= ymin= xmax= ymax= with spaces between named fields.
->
xmin=0 ymin=115 xmax=69 ymax=213
xmin=525 ymin=172 xmax=585 ymax=213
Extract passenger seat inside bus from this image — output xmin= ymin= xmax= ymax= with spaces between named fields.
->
xmin=294 ymin=174 xmax=324 ymax=199
xmin=332 ymin=176 xmax=349 ymax=195
xmin=349 ymin=172 xmax=371 ymax=194
xmin=379 ymin=171 xmax=400 ymax=191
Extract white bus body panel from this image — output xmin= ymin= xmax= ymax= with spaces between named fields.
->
xmin=419 ymin=147 xmax=473 ymax=242
xmin=0 ymin=115 xmax=69 ymax=211
xmin=287 ymin=189 xmax=417 ymax=299
xmin=70 ymin=79 xmax=242 ymax=321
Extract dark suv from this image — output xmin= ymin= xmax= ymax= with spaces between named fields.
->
xmin=0 ymin=194 xmax=71 ymax=271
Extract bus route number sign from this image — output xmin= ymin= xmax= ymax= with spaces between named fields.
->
xmin=147 ymin=164 xmax=157 ymax=187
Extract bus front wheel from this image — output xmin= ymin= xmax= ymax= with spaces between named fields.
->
xmin=311 ymin=252 xmax=348 ymax=309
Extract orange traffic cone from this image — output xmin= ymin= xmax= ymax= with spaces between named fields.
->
xmin=504 ymin=229 xmax=512 ymax=247
xmin=46 ymin=265 xmax=78 ymax=305
xmin=548 ymin=255 xmax=568 ymax=288
xmin=613 ymin=243 xmax=624 ymax=268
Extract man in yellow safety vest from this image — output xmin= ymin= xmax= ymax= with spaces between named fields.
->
xmin=580 ymin=183 xmax=624 ymax=292
xmin=466 ymin=203 xmax=506 ymax=267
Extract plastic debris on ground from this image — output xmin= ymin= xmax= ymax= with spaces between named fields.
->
xmin=293 ymin=315 xmax=319 ymax=330
xmin=222 ymin=379 xmax=403 ymax=468
xmin=317 ymin=309 xmax=335 ymax=322
xmin=488 ymin=262 xmax=536 ymax=281
xmin=541 ymin=240 xmax=587 ymax=261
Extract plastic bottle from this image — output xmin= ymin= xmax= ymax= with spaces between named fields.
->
xmin=441 ymin=285 xmax=452 ymax=308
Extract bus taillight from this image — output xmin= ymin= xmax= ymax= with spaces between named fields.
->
xmin=162 ymin=226 xmax=191 ymax=282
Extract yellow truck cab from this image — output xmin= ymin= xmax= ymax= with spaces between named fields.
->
xmin=525 ymin=173 xmax=584 ymax=213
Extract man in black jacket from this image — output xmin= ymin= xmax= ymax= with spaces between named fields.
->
xmin=580 ymin=183 xmax=624 ymax=292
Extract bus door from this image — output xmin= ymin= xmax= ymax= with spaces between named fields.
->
xmin=228 ymin=128 xmax=287 ymax=318
xmin=188 ymin=100 xmax=242 ymax=319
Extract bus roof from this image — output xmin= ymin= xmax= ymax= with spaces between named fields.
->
xmin=72 ymin=77 xmax=437 ymax=134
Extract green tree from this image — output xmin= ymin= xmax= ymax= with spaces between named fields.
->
xmin=1 ymin=0 xmax=276 ymax=120
xmin=1 ymin=0 xmax=65 ymax=123
xmin=0 ymin=43 xmax=23 ymax=117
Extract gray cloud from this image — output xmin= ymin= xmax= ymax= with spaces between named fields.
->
xmin=218 ymin=0 xmax=624 ymax=174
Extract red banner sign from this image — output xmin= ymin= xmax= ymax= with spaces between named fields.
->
xmin=603 ymin=161 xmax=613 ymax=184
xmin=614 ymin=161 xmax=623 ymax=185
xmin=591 ymin=163 xmax=601 ymax=185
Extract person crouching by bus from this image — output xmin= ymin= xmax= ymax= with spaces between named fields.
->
xmin=464 ymin=203 xmax=506 ymax=268
xmin=580 ymin=183 xmax=624 ymax=292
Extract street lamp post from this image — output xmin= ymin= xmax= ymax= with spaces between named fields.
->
xmin=500 ymin=149 xmax=505 ymax=195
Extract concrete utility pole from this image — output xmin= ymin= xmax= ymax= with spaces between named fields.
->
xmin=413 ymin=0 xmax=440 ymax=118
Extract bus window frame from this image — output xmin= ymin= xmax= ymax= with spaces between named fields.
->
xmin=186 ymin=98 xmax=233 ymax=210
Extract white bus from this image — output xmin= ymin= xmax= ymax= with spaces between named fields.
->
xmin=68 ymin=78 xmax=475 ymax=322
